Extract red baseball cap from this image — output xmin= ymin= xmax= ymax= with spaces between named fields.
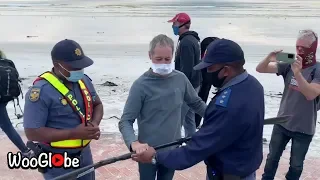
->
xmin=167 ymin=13 xmax=191 ymax=23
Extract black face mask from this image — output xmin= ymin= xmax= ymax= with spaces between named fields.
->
xmin=209 ymin=67 xmax=227 ymax=88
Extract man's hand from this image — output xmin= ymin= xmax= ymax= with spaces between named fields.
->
xmin=131 ymin=141 xmax=149 ymax=153
xmin=256 ymin=50 xmax=282 ymax=73
xmin=71 ymin=123 xmax=100 ymax=140
xmin=291 ymin=55 xmax=303 ymax=75
xmin=269 ymin=50 xmax=283 ymax=62
xmin=88 ymin=121 xmax=101 ymax=140
xmin=131 ymin=146 xmax=156 ymax=163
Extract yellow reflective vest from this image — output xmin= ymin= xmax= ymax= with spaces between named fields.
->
xmin=34 ymin=72 xmax=93 ymax=148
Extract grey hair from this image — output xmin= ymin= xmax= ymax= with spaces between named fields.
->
xmin=297 ymin=29 xmax=318 ymax=44
xmin=149 ymin=34 xmax=175 ymax=55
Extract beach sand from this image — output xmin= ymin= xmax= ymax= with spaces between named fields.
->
xmin=0 ymin=0 xmax=319 ymax=155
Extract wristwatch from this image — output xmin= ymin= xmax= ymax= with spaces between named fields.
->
xmin=151 ymin=154 xmax=157 ymax=165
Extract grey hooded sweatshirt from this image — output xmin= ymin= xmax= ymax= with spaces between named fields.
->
xmin=118 ymin=69 xmax=207 ymax=151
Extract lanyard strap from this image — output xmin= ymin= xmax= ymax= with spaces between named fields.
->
xmin=78 ymin=80 xmax=93 ymax=122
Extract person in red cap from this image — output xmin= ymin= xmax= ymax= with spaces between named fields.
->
xmin=168 ymin=12 xmax=202 ymax=138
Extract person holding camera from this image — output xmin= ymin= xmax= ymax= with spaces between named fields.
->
xmin=256 ymin=29 xmax=319 ymax=180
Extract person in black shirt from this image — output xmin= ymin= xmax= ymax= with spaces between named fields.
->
xmin=167 ymin=12 xmax=202 ymax=137
xmin=195 ymin=37 xmax=220 ymax=128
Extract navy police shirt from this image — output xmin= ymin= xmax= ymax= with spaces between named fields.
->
xmin=23 ymin=74 xmax=97 ymax=153
xmin=155 ymin=71 xmax=265 ymax=177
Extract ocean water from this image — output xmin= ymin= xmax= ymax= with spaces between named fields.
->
xmin=0 ymin=0 xmax=319 ymax=154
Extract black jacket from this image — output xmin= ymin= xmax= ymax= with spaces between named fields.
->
xmin=174 ymin=31 xmax=202 ymax=88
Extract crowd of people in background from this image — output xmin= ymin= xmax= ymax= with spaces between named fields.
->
xmin=0 ymin=12 xmax=318 ymax=180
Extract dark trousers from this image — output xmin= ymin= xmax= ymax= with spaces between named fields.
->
xmin=138 ymin=163 xmax=175 ymax=180
xmin=262 ymin=125 xmax=313 ymax=180
xmin=0 ymin=103 xmax=28 ymax=153
xmin=195 ymin=69 xmax=212 ymax=127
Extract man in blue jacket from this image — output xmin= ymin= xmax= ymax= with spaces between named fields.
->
xmin=132 ymin=39 xmax=265 ymax=180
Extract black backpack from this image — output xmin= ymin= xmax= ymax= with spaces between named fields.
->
xmin=0 ymin=58 xmax=23 ymax=118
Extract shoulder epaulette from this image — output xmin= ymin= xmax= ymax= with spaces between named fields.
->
xmin=215 ymin=88 xmax=232 ymax=107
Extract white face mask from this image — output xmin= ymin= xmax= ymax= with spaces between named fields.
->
xmin=151 ymin=63 xmax=173 ymax=75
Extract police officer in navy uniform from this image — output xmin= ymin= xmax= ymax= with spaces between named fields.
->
xmin=23 ymin=39 xmax=104 ymax=180
xmin=132 ymin=39 xmax=265 ymax=180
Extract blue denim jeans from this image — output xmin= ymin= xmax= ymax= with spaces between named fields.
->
xmin=262 ymin=125 xmax=313 ymax=180
xmin=0 ymin=103 xmax=28 ymax=152
xmin=181 ymin=86 xmax=200 ymax=137
xmin=138 ymin=163 xmax=175 ymax=180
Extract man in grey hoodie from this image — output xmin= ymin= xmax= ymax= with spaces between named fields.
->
xmin=118 ymin=34 xmax=207 ymax=180
xmin=168 ymin=12 xmax=202 ymax=137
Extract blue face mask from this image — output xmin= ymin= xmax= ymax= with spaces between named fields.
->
xmin=172 ymin=26 xmax=180 ymax=35
xmin=66 ymin=69 xmax=84 ymax=82
xmin=59 ymin=64 xmax=84 ymax=82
